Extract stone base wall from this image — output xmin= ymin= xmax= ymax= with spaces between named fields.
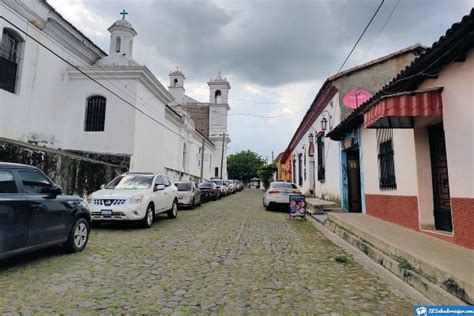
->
xmin=0 ymin=138 xmax=127 ymax=197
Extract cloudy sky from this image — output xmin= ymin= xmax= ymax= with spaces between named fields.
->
xmin=49 ymin=0 xmax=473 ymax=161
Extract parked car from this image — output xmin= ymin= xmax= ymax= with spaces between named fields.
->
xmin=231 ymin=179 xmax=243 ymax=192
xmin=209 ymin=179 xmax=227 ymax=197
xmin=262 ymin=181 xmax=302 ymax=211
xmin=175 ymin=181 xmax=201 ymax=208
xmin=198 ymin=182 xmax=220 ymax=201
xmin=0 ymin=163 xmax=91 ymax=260
xmin=224 ymin=180 xmax=235 ymax=194
xmin=234 ymin=180 xmax=244 ymax=191
xmin=87 ymin=172 xmax=178 ymax=228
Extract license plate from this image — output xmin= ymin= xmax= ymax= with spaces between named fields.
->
xmin=101 ymin=209 xmax=112 ymax=216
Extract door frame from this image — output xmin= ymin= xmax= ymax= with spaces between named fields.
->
xmin=346 ymin=148 xmax=362 ymax=213
xmin=428 ymin=123 xmax=453 ymax=232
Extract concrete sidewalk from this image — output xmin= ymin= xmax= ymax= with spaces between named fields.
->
xmin=305 ymin=197 xmax=341 ymax=215
xmin=325 ymin=213 xmax=474 ymax=305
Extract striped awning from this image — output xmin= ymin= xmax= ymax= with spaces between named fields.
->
xmin=364 ymin=87 xmax=443 ymax=128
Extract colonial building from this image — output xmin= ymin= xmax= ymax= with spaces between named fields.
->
xmin=328 ymin=9 xmax=474 ymax=249
xmin=280 ymin=45 xmax=425 ymax=206
xmin=0 ymin=0 xmax=230 ymax=183
xmin=168 ymin=69 xmax=230 ymax=179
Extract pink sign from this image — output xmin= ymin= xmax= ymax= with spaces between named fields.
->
xmin=343 ymin=89 xmax=372 ymax=109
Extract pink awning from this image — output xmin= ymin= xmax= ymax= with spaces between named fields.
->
xmin=364 ymin=88 xmax=443 ymax=128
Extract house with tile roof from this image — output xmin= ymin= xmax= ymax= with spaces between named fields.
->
xmin=328 ymin=8 xmax=474 ymax=249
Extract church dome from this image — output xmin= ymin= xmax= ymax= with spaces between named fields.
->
xmin=94 ymin=54 xmax=140 ymax=67
xmin=108 ymin=18 xmax=137 ymax=35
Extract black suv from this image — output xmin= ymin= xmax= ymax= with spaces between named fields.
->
xmin=0 ymin=163 xmax=91 ymax=260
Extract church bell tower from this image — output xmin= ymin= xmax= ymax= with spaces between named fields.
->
xmin=108 ymin=10 xmax=137 ymax=58
xmin=208 ymin=70 xmax=230 ymax=104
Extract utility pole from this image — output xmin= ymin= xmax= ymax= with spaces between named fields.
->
xmin=271 ymin=151 xmax=274 ymax=163
xmin=200 ymin=137 xmax=205 ymax=182
xmin=220 ymin=133 xmax=226 ymax=179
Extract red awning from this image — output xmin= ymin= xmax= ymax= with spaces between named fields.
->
xmin=364 ymin=87 xmax=443 ymax=128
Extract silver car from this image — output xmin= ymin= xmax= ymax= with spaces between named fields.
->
xmin=175 ymin=181 xmax=201 ymax=208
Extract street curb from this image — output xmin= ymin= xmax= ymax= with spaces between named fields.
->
xmin=307 ymin=216 xmax=434 ymax=306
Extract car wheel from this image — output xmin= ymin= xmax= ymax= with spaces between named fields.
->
xmin=66 ymin=218 xmax=90 ymax=253
xmin=168 ymin=200 xmax=178 ymax=219
xmin=191 ymin=198 xmax=195 ymax=209
xmin=141 ymin=204 xmax=155 ymax=228
xmin=265 ymin=202 xmax=273 ymax=211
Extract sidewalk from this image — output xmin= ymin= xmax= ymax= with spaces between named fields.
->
xmin=305 ymin=197 xmax=341 ymax=215
xmin=323 ymin=213 xmax=474 ymax=305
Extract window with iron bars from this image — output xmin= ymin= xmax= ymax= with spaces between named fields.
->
xmin=84 ymin=96 xmax=106 ymax=132
xmin=378 ymin=140 xmax=397 ymax=190
xmin=0 ymin=29 xmax=22 ymax=93
xmin=317 ymin=136 xmax=325 ymax=181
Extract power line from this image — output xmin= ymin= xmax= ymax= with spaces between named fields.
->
xmin=314 ymin=0 xmax=385 ymax=196
xmin=361 ymin=0 xmax=401 ymax=63
xmin=0 ymin=15 xmax=210 ymax=150
xmin=2 ymin=5 xmax=181 ymax=130
xmin=229 ymin=108 xmax=307 ymax=119
xmin=337 ymin=0 xmax=385 ymax=73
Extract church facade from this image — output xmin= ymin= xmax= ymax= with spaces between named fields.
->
xmin=0 ymin=0 xmax=230 ymax=182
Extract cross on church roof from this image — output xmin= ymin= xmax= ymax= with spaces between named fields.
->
xmin=120 ymin=9 xmax=128 ymax=19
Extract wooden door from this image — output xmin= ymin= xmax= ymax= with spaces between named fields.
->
xmin=428 ymin=123 xmax=452 ymax=232
xmin=347 ymin=150 xmax=362 ymax=213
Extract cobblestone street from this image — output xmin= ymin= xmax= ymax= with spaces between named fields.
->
xmin=0 ymin=190 xmax=416 ymax=314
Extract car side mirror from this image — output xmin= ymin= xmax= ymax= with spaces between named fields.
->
xmin=42 ymin=184 xmax=62 ymax=197
xmin=100 ymin=184 xmax=106 ymax=189
xmin=154 ymin=184 xmax=165 ymax=191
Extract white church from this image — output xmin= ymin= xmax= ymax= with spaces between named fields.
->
xmin=0 ymin=0 xmax=230 ymax=181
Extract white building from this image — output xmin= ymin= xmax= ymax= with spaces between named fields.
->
xmin=0 ymin=0 xmax=229 ymax=182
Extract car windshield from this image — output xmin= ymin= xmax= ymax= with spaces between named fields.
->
xmin=210 ymin=180 xmax=223 ymax=186
xmin=271 ymin=183 xmax=298 ymax=190
xmin=224 ymin=181 xmax=231 ymax=185
xmin=106 ymin=174 xmax=153 ymax=190
xmin=199 ymin=183 xmax=214 ymax=188
xmin=176 ymin=182 xmax=192 ymax=191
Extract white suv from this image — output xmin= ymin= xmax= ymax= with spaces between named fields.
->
xmin=88 ymin=172 xmax=178 ymax=228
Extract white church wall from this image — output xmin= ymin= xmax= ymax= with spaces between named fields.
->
xmin=61 ymin=78 xmax=137 ymax=155
xmin=0 ymin=1 xmax=104 ymax=149
xmin=129 ymin=81 xmax=180 ymax=174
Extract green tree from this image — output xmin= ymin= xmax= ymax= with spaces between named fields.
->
xmin=258 ymin=163 xmax=277 ymax=189
xmin=227 ymin=150 xmax=265 ymax=182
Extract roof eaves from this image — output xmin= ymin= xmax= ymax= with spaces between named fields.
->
xmin=43 ymin=0 xmax=107 ymax=56
xmin=328 ymin=8 xmax=474 ymax=140
xmin=327 ymin=43 xmax=427 ymax=82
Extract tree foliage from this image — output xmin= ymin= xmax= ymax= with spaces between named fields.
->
xmin=258 ymin=163 xmax=277 ymax=189
xmin=227 ymin=150 xmax=265 ymax=182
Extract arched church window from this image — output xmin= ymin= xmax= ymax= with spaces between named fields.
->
xmin=1 ymin=28 xmax=24 ymax=93
xmin=85 ymin=96 xmax=106 ymax=131
xmin=115 ymin=36 xmax=121 ymax=53
xmin=215 ymin=90 xmax=222 ymax=103
xmin=174 ymin=78 xmax=178 ymax=87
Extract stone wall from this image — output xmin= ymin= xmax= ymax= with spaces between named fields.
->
xmin=0 ymin=138 xmax=127 ymax=197
xmin=182 ymin=106 xmax=209 ymax=136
